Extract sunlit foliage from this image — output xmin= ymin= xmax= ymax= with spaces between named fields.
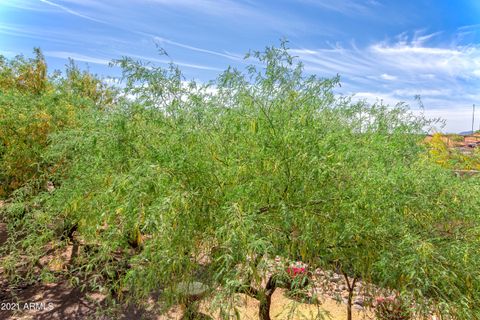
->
xmin=1 ymin=43 xmax=480 ymax=319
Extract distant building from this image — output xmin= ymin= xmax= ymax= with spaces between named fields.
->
xmin=424 ymin=133 xmax=480 ymax=149
xmin=464 ymin=135 xmax=480 ymax=148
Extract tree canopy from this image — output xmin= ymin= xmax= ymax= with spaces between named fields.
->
xmin=1 ymin=43 xmax=480 ymax=319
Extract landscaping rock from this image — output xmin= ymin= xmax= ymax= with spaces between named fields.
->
xmin=330 ymin=274 xmax=342 ymax=283
xmin=354 ymin=304 xmax=364 ymax=310
xmin=176 ymin=281 xmax=209 ymax=302
xmin=354 ymin=297 xmax=364 ymax=306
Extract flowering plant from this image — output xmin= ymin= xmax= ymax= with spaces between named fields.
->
xmin=284 ymin=265 xmax=312 ymax=303
xmin=286 ymin=266 xmax=306 ymax=277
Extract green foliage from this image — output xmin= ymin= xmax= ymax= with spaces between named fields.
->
xmin=447 ymin=134 xmax=464 ymax=142
xmin=426 ymin=133 xmax=480 ymax=170
xmin=2 ymin=42 xmax=480 ymax=319
xmin=426 ymin=133 xmax=451 ymax=168
xmin=61 ymin=59 xmax=118 ymax=108
xmin=0 ymin=48 xmax=48 ymax=95
xmin=0 ymin=49 xmax=116 ymax=197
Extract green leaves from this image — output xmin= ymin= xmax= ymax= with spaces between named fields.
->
xmin=2 ymin=43 xmax=480 ymax=318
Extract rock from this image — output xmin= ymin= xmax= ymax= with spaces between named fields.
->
xmin=175 ymin=281 xmax=208 ymax=302
xmin=331 ymin=274 xmax=342 ymax=283
xmin=354 ymin=297 xmax=364 ymax=306
xmin=354 ymin=304 xmax=364 ymax=310
xmin=47 ymin=181 xmax=55 ymax=192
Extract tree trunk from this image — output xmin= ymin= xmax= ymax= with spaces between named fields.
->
xmin=258 ymin=275 xmax=277 ymax=320
xmin=259 ymin=293 xmax=273 ymax=320
xmin=235 ymin=273 xmax=278 ymax=320
xmin=347 ymin=291 xmax=353 ymax=320
xmin=342 ymin=271 xmax=357 ymax=320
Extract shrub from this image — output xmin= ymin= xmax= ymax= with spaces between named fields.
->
xmin=0 ymin=50 xmax=116 ymax=197
xmin=375 ymin=295 xmax=413 ymax=320
xmin=2 ymin=42 xmax=480 ymax=320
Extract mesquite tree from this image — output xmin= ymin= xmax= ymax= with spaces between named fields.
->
xmin=2 ymin=42 xmax=480 ymax=319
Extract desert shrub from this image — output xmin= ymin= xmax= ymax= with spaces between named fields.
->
xmin=426 ymin=133 xmax=480 ymax=170
xmin=0 ymin=90 xmax=75 ymax=195
xmin=2 ymin=42 xmax=480 ymax=319
xmin=426 ymin=133 xmax=451 ymax=168
xmin=60 ymin=59 xmax=118 ymax=109
xmin=448 ymin=134 xmax=464 ymax=142
xmin=0 ymin=48 xmax=48 ymax=95
xmin=0 ymin=50 xmax=117 ymax=197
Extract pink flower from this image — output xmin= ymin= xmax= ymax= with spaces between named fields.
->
xmin=287 ymin=266 xmax=306 ymax=277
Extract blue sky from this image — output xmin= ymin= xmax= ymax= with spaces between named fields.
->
xmin=1 ymin=0 xmax=479 ymax=132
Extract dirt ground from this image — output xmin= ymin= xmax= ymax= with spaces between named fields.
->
xmin=0 ymin=211 xmax=371 ymax=320
xmin=0 ymin=278 xmax=371 ymax=320
xmin=200 ymin=289 xmax=372 ymax=320
xmin=0 ymin=217 xmax=372 ymax=320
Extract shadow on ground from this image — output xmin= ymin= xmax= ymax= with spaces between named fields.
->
xmin=0 ymin=279 xmax=161 ymax=320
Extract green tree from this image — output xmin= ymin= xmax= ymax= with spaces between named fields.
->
xmin=2 ymin=42 xmax=480 ymax=320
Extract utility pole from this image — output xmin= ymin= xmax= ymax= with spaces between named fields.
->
xmin=472 ymin=104 xmax=476 ymax=134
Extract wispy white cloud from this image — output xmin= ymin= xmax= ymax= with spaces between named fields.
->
xmin=458 ymin=24 xmax=480 ymax=31
xmin=173 ymin=61 xmax=223 ymax=71
xmin=45 ymin=51 xmax=111 ymax=65
xmin=393 ymin=88 xmax=449 ymax=97
xmin=0 ymin=0 xmax=58 ymax=12
xmin=351 ymin=91 xmax=399 ymax=106
xmin=1 ymin=1 xmax=233 ymax=72
xmin=140 ymin=0 xmax=308 ymax=36
xmin=20 ymin=0 xmax=250 ymax=62
xmin=296 ymin=0 xmax=381 ymax=15
xmin=44 ymin=50 xmax=223 ymax=71
xmin=0 ymin=24 xmax=78 ymax=45
xmin=125 ymin=53 xmax=223 ymax=71
xmin=54 ymin=0 xmax=105 ymax=8
xmin=144 ymin=0 xmax=252 ymax=17
xmin=293 ymin=31 xmax=480 ymax=82
xmin=293 ymin=30 xmax=480 ymax=132
xmin=380 ymin=73 xmax=397 ymax=81
xmin=411 ymin=30 xmax=442 ymax=46
xmin=151 ymin=35 xmax=243 ymax=61
xmin=369 ymin=43 xmax=479 ymax=79
xmin=38 ymin=0 xmax=107 ymax=24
